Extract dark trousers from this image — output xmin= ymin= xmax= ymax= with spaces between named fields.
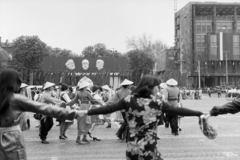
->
xmin=168 ymin=113 xmax=178 ymax=133
xmin=116 ymin=112 xmax=127 ymax=137
xmin=40 ymin=117 xmax=53 ymax=140
xmin=163 ymin=112 xmax=169 ymax=126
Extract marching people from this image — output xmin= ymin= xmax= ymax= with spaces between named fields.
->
xmin=67 ymin=81 xmax=101 ymax=145
xmin=0 ymin=68 xmax=83 ymax=160
xmin=165 ymin=78 xmax=181 ymax=135
xmin=39 ymin=82 xmax=65 ymax=144
xmin=105 ymin=79 xmax=133 ymax=140
xmin=77 ymin=75 xmax=204 ymax=160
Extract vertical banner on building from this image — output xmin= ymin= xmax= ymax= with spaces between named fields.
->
xmin=219 ymin=32 xmax=223 ymax=60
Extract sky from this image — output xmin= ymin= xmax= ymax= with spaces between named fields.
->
xmin=0 ymin=0 xmax=239 ymax=55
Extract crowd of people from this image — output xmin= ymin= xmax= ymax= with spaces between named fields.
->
xmin=0 ymin=68 xmax=239 ymax=160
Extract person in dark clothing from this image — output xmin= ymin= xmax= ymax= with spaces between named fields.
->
xmin=77 ymin=75 xmax=204 ymax=160
xmin=105 ymin=79 xmax=133 ymax=140
xmin=165 ymin=78 xmax=181 ymax=136
xmin=210 ymin=98 xmax=240 ymax=116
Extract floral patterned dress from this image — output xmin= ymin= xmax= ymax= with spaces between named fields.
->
xmin=88 ymin=95 xmax=202 ymax=160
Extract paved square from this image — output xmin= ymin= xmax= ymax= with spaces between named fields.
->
xmin=24 ymin=94 xmax=240 ymax=160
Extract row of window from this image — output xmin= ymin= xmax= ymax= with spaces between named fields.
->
xmin=195 ymin=34 xmax=240 ymax=60
xmin=195 ymin=21 xmax=240 ymax=33
xmin=209 ymin=34 xmax=240 ymax=59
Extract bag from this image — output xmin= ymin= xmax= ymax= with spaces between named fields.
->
xmin=33 ymin=113 xmax=42 ymax=120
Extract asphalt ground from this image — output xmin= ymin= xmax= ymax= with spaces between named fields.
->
xmin=23 ymin=93 xmax=240 ymax=160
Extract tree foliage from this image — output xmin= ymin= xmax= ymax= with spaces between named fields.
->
xmin=82 ymin=43 xmax=122 ymax=57
xmin=126 ymin=34 xmax=168 ymax=57
xmin=9 ymin=36 xmax=48 ymax=70
xmin=127 ymin=49 xmax=155 ymax=75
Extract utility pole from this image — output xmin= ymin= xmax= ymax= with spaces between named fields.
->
xmin=198 ymin=61 xmax=201 ymax=89
xmin=226 ymin=52 xmax=228 ymax=85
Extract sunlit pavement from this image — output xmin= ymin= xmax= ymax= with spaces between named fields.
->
xmin=24 ymin=93 xmax=240 ymax=160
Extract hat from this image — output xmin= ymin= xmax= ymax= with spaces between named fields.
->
xmin=102 ymin=85 xmax=111 ymax=91
xmin=77 ymin=76 xmax=93 ymax=87
xmin=120 ymin=79 xmax=133 ymax=86
xmin=78 ymin=81 xmax=90 ymax=90
xmin=43 ymin=82 xmax=55 ymax=90
xmin=160 ymin=83 xmax=167 ymax=89
xmin=166 ymin=78 xmax=178 ymax=86
xmin=20 ymin=83 xmax=28 ymax=89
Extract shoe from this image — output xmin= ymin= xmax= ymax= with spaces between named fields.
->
xmin=59 ymin=136 xmax=66 ymax=140
xmin=172 ymin=132 xmax=179 ymax=136
xmin=82 ymin=135 xmax=90 ymax=143
xmin=165 ymin=123 xmax=169 ymax=128
xmin=63 ymin=134 xmax=68 ymax=139
xmin=87 ymin=132 xmax=92 ymax=138
xmin=156 ymin=136 xmax=160 ymax=140
xmin=76 ymin=140 xmax=88 ymax=145
xmin=41 ymin=140 xmax=49 ymax=144
xmin=93 ymin=137 xmax=101 ymax=141
xmin=178 ymin=128 xmax=182 ymax=131
xmin=116 ymin=133 xmax=123 ymax=140
xmin=106 ymin=124 xmax=111 ymax=128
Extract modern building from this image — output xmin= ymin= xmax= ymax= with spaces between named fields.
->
xmin=175 ymin=2 xmax=240 ymax=88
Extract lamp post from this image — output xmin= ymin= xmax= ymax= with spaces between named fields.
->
xmin=110 ymin=48 xmax=117 ymax=57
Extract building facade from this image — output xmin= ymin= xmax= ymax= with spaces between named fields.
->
xmin=175 ymin=2 xmax=240 ymax=88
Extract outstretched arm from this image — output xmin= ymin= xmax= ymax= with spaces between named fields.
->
xmin=210 ymin=99 xmax=240 ymax=116
xmin=162 ymin=101 xmax=203 ymax=117
xmin=87 ymin=99 xmax=126 ymax=116
xmin=66 ymin=93 xmax=79 ymax=106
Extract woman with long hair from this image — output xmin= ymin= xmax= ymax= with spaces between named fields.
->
xmin=0 ymin=68 xmax=81 ymax=160
xmin=78 ymin=75 xmax=204 ymax=160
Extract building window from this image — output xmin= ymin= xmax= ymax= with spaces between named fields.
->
xmin=210 ymin=35 xmax=217 ymax=60
xmin=237 ymin=22 xmax=240 ymax=32
xmin=195 ymin=22 xmax=212 ymax=34
xmin=233 ymin=35 xmax=240 ymax=59
xmin=195 ymin=35 xmax=205 ymax=47
xmin=216 ymin=22 xmax=232 ymax=32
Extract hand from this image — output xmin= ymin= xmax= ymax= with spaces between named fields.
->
xmin=75 ymin=110 xmax=87 ymax=119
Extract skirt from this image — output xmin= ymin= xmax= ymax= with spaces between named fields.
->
xmin=0 ymin=125 xmax=27 ymax=160
xmin=90 ymin=105 xmax=104 ymax=125
xmin=77 ymin=103 xmax=92 ymax=135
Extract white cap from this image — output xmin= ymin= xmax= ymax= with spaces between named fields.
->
xmin=160 ymin=83 xmax=167 ymax=89
xmin=43 ymin=82 xmax=55 ymax=90
xmin=20 ymin=83 xmax=28 ymax=89
xmin=102 ymin=85 xmax=111 ymax=91
xmin=120 ymin=79 xmax=133 ymax=86
xmin=166 ymin=78 xmax=178 ymax=86
xmin=78 ymin=81 xmax=90 ymax=90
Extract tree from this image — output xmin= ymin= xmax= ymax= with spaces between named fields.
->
xmin=127 ymin=50 xmax=155 ymax=82
xmin=8 ymin=36 xmax=48 ymax=83
xmin=46 ymin=47 xmax=75 ymax=57
xmin=82 ymin=43 xmax=123 ymax=57
xmin=126 ymin=34 xmax=168 ymax=56
xmin=10 ymin=36 xmax=48 ymax=70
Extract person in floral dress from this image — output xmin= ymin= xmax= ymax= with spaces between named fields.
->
xmin=78 ymin=75 xmax=204 ymax=160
